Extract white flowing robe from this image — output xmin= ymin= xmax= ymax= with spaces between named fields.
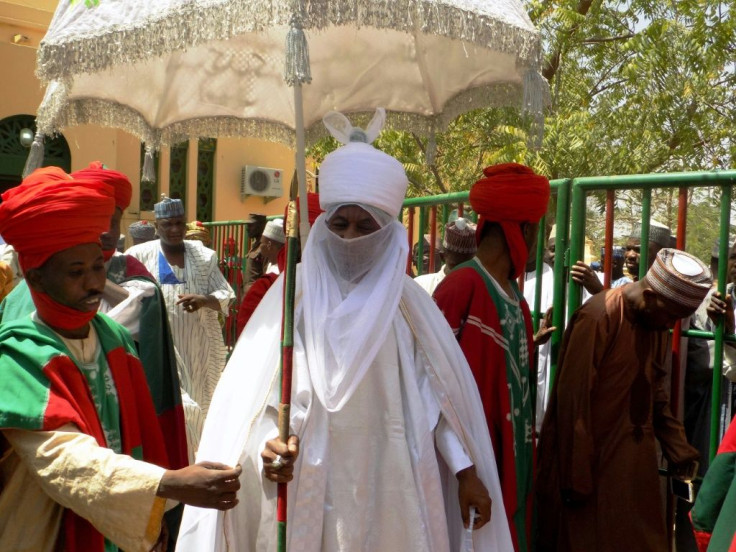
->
xmin=177 ymin=271 xmax=513 ymax=552
xmin=125 ymin=239 xmax=234 ymax=459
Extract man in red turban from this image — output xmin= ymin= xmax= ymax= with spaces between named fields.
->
xmin=433 ymin=163 xmax=550 ymax=552
xmin=0 ymin=168 xmax=241 ymax=552
xmin=0 ymin=163 xmax=188 ymax=476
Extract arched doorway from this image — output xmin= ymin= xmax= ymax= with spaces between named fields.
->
xmin=0 ymin=114 xmax=71 ymax=199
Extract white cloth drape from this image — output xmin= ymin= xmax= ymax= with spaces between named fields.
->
xmin=301 ymin=214 xmax=409 ymax=411
xmin=178 ymin=273 xmax=513 ymax=551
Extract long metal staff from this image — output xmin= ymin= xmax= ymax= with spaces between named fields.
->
xmin=277 ymin=174 xmax=300 ymax=552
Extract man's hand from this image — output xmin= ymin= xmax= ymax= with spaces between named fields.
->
xmin=157 ymin=462 xmax=241 ymax=510
xmin=262 ymin=435 xmax=299 ymax=483
xmin=456 ymin=465 xmax=491 ymax=530
xmin=707 ymin=291 xmax=735 ymax=334
xmin=533 ymin=307 xmax=557 ymax=346
xmin=177 ymin=294 xmax=218 ymax=313
xmin=570 ymin=261 xmax=603 ymax=296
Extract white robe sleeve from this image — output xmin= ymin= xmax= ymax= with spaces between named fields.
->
xmin=3 ymin=424 xmax=167 ymax=552
xmin=435 ymin=416 xmax=473 ymax=475
xmin=204 ymin=249 xmax=235 ymax=313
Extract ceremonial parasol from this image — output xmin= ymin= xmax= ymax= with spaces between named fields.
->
xmin=31 ymin=0 xmax=545 ymax=240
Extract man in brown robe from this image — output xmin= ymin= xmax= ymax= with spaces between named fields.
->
xmin=537 ymin=248 xmax=712 ymax=552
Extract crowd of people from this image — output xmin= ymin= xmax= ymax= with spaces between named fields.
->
xmin=0 ymin=110 xmax=734 ymax=552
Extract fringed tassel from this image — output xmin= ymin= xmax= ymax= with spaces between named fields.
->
xmin=284 ymin=14 xmax=312 ymax=86
xmin=522 ymin=69 xmax=549 ymax=150
xmin=141 ymin=146 xmax=156 ymax=183
xmin=22 ymin=133 xmax=45 ymax=178
xmin=425 ymin=129 xmax=437 ymax=166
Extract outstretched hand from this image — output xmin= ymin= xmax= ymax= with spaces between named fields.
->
xmin=157 ymin=462 xmax=241 ymax=510
xmin=262 ymin=435 xmax=299 ymax=483
xmin=457 ymin=465 xmax=492 ymax=530
xmin=534 ymin=307 xmax=557 ymax=346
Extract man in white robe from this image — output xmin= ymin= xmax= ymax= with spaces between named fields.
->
xmin=126 ymin=197 xmax=235 ymax=461
xmin=178 ymin=109 xmax=512 ymax=552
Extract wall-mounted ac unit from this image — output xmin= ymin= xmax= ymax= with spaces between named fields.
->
xmin=240 ymin=166 xmax=283 ymax=199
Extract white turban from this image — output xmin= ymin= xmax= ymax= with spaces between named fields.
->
xmin=318 ymin=109 xmax=409 ymax=218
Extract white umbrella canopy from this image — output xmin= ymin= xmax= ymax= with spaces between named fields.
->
xmin=35 ymin=0 xmax=545 ymax=149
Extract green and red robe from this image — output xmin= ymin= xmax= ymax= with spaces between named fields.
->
xmin=0 ymin=260 xmax=188 ymax=470
xmin=434 ymin=258 xmax=536 ymax=552
xmin=691 ymin=417 xmax=736 ymax=551
xmin=0 ymin=314 xmax=171 ymax=552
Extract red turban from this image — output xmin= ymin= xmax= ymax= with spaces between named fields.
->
xmin=0 ymin=167 xmax=115 ymax=272
xmin=72 ymin=161 xmax=132 ymax=211
xmin=0 ymin=167 xmax=115 ymax=330
xmin=469 ymin=163 xmax=550 ymax=279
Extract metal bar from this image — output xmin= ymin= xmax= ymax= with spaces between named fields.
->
xmin=603 ymin=190 xmax=614 ymax=289
xmin=550 ymin=179 xmax=572 ymax=386
xmin=567 ymin=179 xmax=586 ymax=319
xmin=429 ymin=206 xmax=438 ymax=273
xmin=711 ymin=183 xmax=732 ymax=460
xmin=406 ymin=207 xmax=415 ymax=275
xmin=639 ymin=189 xmax=652 ymax=281
xmin=670 ymin=189 xmax=689 ymax=420
xmin=682 ymin=329 xmax=736 ymax=343
xmin=571 ymin=170 xmax=736 ymax=191
xmin=403 ymin=191 xmax=469 ymax=208
xmin=417 ymin=206 xmax=427 ymax=276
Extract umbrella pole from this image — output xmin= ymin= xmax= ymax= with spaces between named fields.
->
xmin=277 ymin=197 xmax=299 ymax=552
xmin=294 ymin=82 xmax=310 ymax=250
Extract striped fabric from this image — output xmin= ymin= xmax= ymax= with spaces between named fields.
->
xmin=126 ymin=239 xmax=234 ymax=460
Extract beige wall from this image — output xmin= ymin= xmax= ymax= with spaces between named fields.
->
xmin=1 ymin=1 xmax=295 ymax=245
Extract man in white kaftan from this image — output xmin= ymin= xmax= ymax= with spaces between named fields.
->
xmin=523 ymin=260 xmax=555 ymax=432
xmin=126 ymin=198 xmax=234 ymax=460
xmin=177 ymin=109 xmax=512 ymax=552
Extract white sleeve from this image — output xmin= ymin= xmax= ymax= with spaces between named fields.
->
xmin=435 ymin=416 xmax=473 ymax=475
xmin=3 ymin=425 xmax=167 ymax=552
xmin=206 ymin=251 xmax=235 ymax=312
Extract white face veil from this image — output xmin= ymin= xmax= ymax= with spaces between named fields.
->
xmin=299 ymin=110 xmax=410 ymax=411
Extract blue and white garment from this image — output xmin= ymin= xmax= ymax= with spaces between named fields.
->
xmin=125 ymin=239 xmax=234 ymax=461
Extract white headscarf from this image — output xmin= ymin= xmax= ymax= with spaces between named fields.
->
xmin=301 ymin=109 xmax=410 ymax=411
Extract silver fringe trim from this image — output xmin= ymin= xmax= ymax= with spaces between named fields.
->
xmin=141 ymin=145 xmax=156 ymax=182
xmin=284 ymin=15 xmax=312 ymax=86
xmin=22 ymin=133 xmax=45 ymax=178
xmin=38 ymin=0 xmax=541 ymax=83
xmin=522 ymin=69 xmax=549 ymax=149
xmin=37 ymin=80 xmax=535 ymax=149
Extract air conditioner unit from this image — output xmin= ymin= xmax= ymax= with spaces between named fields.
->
xmin=240 ymin=166 xmax=283 ymax=199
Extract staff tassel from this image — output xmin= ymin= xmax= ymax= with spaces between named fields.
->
xmin=277 ymin=171 xmax=300 ymax=551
